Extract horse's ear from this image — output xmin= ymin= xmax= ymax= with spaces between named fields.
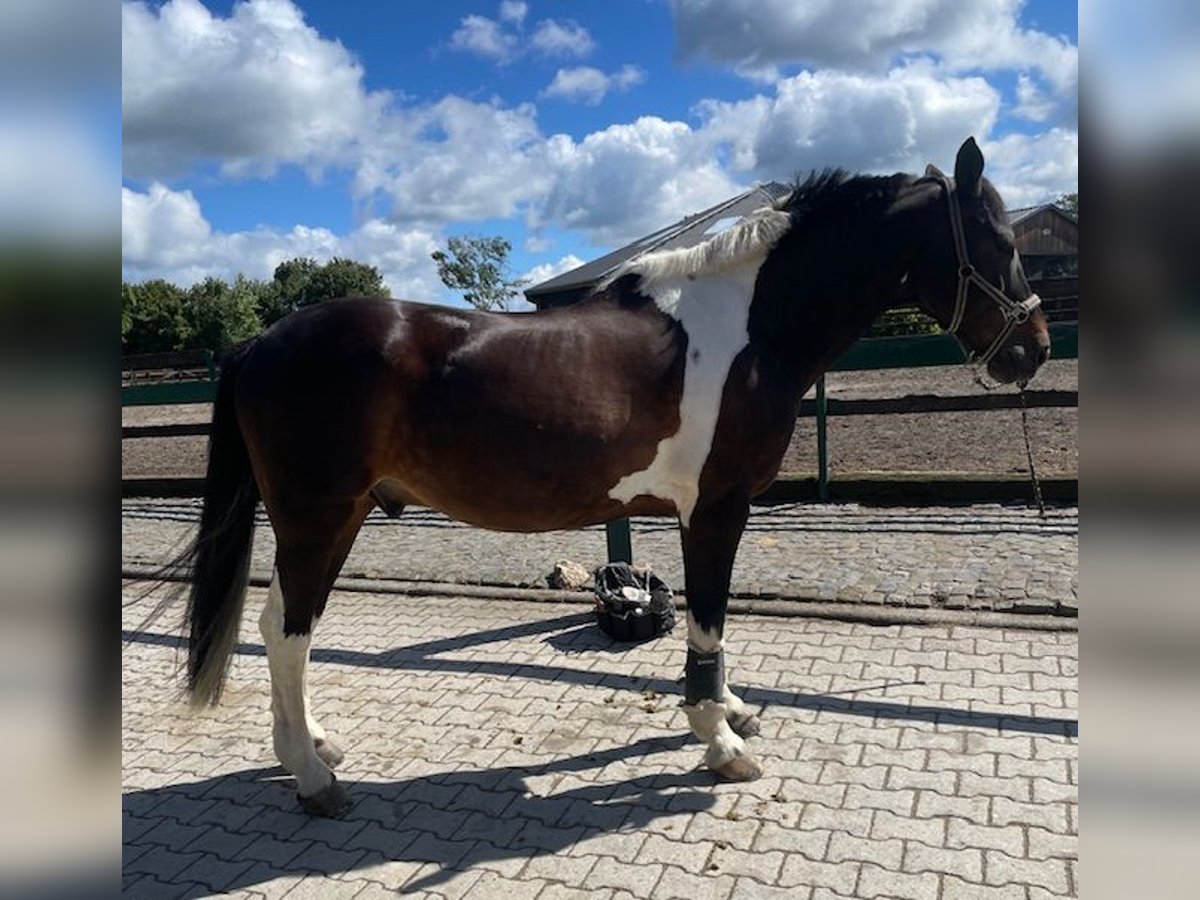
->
xmin=925 ymin=164 xmax=945 ymax=179
xmin=954 ymin=137 xmax=984 ymax=198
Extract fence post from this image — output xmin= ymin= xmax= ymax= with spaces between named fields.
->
xmin=816 ymin=375 xmax=830 ymax=501
xmin=606 ymin=518 xmax=633 ymax=563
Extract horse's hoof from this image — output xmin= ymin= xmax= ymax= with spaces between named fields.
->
xmin=729 ymin=712 xmax=761 ymax=739
xmin=314 ymin=738 xmax=344 ymax=769
xmin=298 ymin=776 xmax=352 ymax=818
xmin=713 ymin=752 xmax=764 ymax=782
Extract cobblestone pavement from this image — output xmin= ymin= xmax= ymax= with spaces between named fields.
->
xmin=123 ymin=501 xmax=1078 ymax=614
xmin=123 ymin=583 xmax=1077 ymax=899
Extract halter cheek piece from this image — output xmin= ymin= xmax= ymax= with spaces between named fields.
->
xmin=929 ymin=170 xmax=1041 ymax=369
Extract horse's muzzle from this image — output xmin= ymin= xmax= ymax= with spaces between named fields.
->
xmin=987 ymin=337 xmax=1051 ymax=385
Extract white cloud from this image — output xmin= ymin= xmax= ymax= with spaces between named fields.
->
xmin=530 ymin=19 xmax=595 ymax=58
xmin=697 ymin=63 xmax=1001 ymax=183
xmin=982 ymin=128 xmax=1078 ymax=208
xmin=122 ymin=183 xmax=443 ymax=298
xmin=122 ymin=0 xmax=385 ymax=180
xmin=524 ymin=235 xmax=554 ymax=253
xmin=356 ymin=96 xmax=549 ymax=224
xmin=669 ymin=0 xmax=1076 ymax=115
xmin=449 ymin=13 xmax=518 ymax=63
xmin=534 ymin=117 xmax=741 ymax=246
xmin=447 ymin=9 xmax=594 ymax=64
xmin=1013 ymin=73 xmax=1053 ymax=123
xmin=523 ymin=254 xmax=585 ymax=286
xmin=499 ymin=1 xmax=527 ymax=26
xmin=541 ymin=65 xmax=645 ymax=105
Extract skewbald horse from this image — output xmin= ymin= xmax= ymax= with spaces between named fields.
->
xmin=180 ymin=138 xmax=1049 ymax=816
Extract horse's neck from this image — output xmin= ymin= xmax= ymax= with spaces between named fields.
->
xmin=748 ymin=204 xmax=915 ymax=390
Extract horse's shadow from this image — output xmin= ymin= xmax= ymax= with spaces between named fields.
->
xmin=124 ymin=734 xmax=714 ymax=896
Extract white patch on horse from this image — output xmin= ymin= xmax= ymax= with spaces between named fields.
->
xmin=685 ymin=610 xmax=722 ymax=653
xmin=605 ymin=206 xmax=791 ymax=526
xmin=683 ymin=698 xmax=746 ymax=768
xmin=259 ymin=574 xmax=331 ymax=796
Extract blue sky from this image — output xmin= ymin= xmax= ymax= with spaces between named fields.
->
xmin=122 ymin=1 xmax=1078 ymax=306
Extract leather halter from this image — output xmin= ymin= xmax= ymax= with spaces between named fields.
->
xmin=929 ymin=170 xmax=1041 ymax=369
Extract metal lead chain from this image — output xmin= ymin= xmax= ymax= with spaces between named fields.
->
xmin=1018 ymin=388 xmax=1046 ymax=517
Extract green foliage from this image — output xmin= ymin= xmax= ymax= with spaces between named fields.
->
xmin=431 ymin=235 xmax=528 ymax=311
xmin=868 ymin=306 xmax=941 ymax=338
xmin=257 ymin=256 xmax=389 ymax=325
xmin=121 ymin=257 xmax=391 ymax=353
xmin=1055 ymin=192 xmax=1078 ymax=220
xmin=181 ymin=275 xmax=264 ymax=353
xmin=121 ymin=279 xmax=189 ymax=353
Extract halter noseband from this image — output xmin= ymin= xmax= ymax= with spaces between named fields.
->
xmin=930 ymin=170 xmax=1041 ymax=369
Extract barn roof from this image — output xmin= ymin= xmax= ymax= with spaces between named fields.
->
xmin=525 ymin=182 xmax=792 ymax=302
xmin=1008 ymin=203 xmax=1077 ymax=228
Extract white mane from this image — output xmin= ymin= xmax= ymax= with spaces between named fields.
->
xmin=604 ymin=205 xmax=792 ymax=291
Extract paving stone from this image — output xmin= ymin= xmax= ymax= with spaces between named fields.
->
xmin=1027 ymin=826 xmax=1078 ymax=860
xmin=706 ymin=846 xmax=784 ymax=883
xmin=871 ymin=810 xmax=944 ymax=848
xmin=174 ymin=854 xmax=255 ymax=893
xmin=903 ymin=841 xmax=983 ymax=882
xmin=123 ymin=846 xmax=205 ymax=881
xmin=946 ymin=819 xmax=1025 ymax=857
xmin=777 ymin=856 xmax=859 ymax=894
xmin=943 ymin=875 xmax=1025 ymax=899
xmin=753 ymin=822 xmax=832 ymax=858
xmin=123 ymin=876 xmax=205 ymax=899
xmin=588 ymin=856 xmax=664 ymax=895
xmin=283 ymin=873 xmax=367 ymax=898
xmin=856 ymin=863 xmax=939 ymax=899
xmin=635 ymin=834 xmax=710 ymax=873
xmin=652 ymin=866 xmax=737 ymax=900
xmin=731 ymin=877 xmax=812 ymax=899
xmin=985 ymin=851 xmax=1072 ymax=894
xmin=992 ymin=796 xmax=1070 ymax=832
xmin=914 ymin=791 xmax=990 ymax=824
xmin=521 ymin=851 xmax=599 ymax=886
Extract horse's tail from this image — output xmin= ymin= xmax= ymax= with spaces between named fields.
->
xmin=184 ymin=339 xmax=260 ymax=707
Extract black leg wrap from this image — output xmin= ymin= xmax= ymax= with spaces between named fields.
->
xmin=685 ymin=648 xmax=725 ymax=705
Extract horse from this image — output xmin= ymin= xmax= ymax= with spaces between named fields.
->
xmin=178 ymin=137 xmax=1049 ymax=817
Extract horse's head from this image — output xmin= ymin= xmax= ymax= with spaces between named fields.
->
xmin=902 ymin=137 xmax=1051 ymax=385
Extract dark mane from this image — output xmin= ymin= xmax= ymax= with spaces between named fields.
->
xmin=775 ymin=169 xmax=914 ymax=221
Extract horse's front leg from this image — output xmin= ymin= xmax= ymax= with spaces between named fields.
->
xmin=680 ymin=492 xmax=763 ymax=781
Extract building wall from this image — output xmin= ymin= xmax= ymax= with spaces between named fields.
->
xmin=1015 ymin=208 xmax=1078 ymax=256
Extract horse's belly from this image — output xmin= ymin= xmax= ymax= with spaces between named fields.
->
xmin=374 ymin=450 xmax=676 ymax=532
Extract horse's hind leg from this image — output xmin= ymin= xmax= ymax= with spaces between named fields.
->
xmin=680 ymin=493 xmax=763 ymax=781
xmin=259 ymin=496 xmax=370 ymax=817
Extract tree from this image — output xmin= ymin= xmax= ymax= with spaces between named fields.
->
xmin=432 ymin=236 xmax=528 ymax=311
xmin=182 ymin=276 xmax=263 ymax=352
xmin=1055 ymin=192 xmax=1078 ymax=221
xmin=122 ymin=279 xmax=189 ymax=353
xmin=258 ymin=256 xmax=388 ymax=325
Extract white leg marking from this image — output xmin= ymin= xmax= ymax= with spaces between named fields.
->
xmin=608 ymin=264 xmax=763 ymax=527
xmin=259 ymin=575 xmax=331 ymax=796
xmin=684 ymin=699 xmax=747 ymax=768
xmin=686 ymin=610 xmax=723 ymax=653
xmin=723 ymin=684 xmax=748 ymax=718
xmin=303 ymin=615 xmax=327 ymax=744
